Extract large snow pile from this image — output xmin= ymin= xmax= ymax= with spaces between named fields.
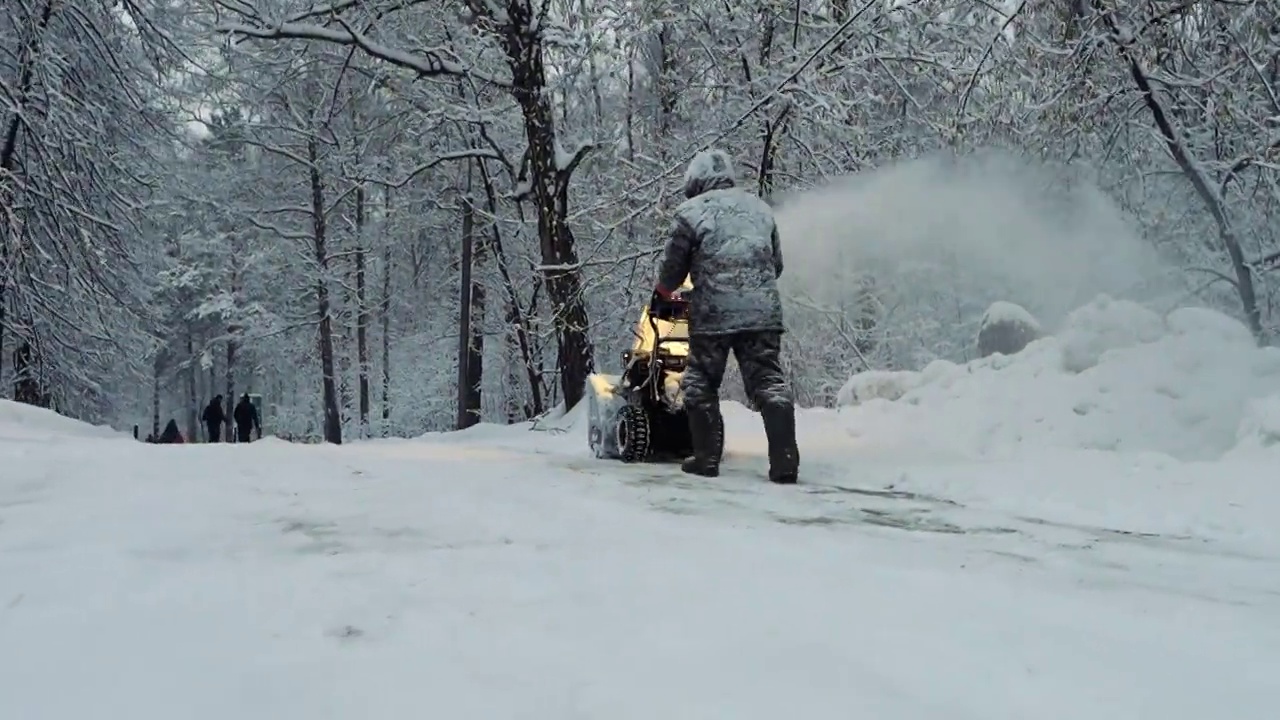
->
xmin=0 ymin=400 xmax=125 ymax=443
xmin=837 ymin=295 xmax=1280 ymax=461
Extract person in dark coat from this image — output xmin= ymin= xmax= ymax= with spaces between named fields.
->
xmin=652 ymin=148 xmax=800 ymax=483
xmin=202 ymin=395 xmax=226 ymax=442
xmin=233 ymin=393 xmax=261 ymax=443
xmin=157 ymin=419 xmax=185 ymax=444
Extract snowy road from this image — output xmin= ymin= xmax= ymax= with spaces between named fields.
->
xmin=2 ymin=407 xmax=1278 ymax=720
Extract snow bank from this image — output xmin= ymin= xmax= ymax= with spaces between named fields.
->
xmin=0 ymin=400 xmax=125 ymax=442
xmin=393 ymin=400 xmax=587 ymax=454
xmin=837 ymin=369 xmax=922 ymax=406
xmin=838 ymin=295 xmax=1280 ymax=461
xmin=1228 ymin=394 xmax=1280 ymax=459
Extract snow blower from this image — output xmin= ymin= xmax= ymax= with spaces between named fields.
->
xmin=586 ymin=279 xmax=694 ymax=462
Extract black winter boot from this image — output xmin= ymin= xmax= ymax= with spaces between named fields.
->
xmin=761 ymin=403 xmax=799 ymax=484
xmin=681 ymin=406 xmax=723 ymax=477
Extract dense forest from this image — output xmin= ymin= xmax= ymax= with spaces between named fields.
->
xmin=2 ymin=0 xmax=1276 ymax=442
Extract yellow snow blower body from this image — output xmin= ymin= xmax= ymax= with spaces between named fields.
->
xmin=586 ymin=277 xmax=694 ymax=462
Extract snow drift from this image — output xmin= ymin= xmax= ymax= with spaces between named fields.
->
xmin=0 ymin=401 xmax=126 ymax=443
xmin=837 ymin=295 xmax=1280 ymax=462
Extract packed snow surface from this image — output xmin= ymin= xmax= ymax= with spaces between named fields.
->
xmin=3 ymin=297 xmax=1279 ymax=719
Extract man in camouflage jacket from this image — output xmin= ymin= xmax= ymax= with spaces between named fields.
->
xmin=653 ymin=149 xmax=800 ymax=483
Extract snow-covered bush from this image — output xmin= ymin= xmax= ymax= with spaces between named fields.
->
xmin=977 ymin=301 xmax=1041 ymax=358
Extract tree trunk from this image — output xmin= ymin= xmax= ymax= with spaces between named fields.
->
xmin=338 ymin=287 xmax=351 ymax=422
xmin=0 ymin=277 xmax=6 ymax=382
xmin=653 ymin=21 xmax=679 ymax=215
xmin=455 ymin=175 xmax=483 ymax=429
xmin=578 ymin=0 xmax=605 ymax=127
xmin=223 ymin=209 xmax=245 ymax=438
xmin=355 ymin=183 xmax=370 ymax=436
xmin=224 ymin=332 xmax=236 ymax=439
xmin=499 ymin=7 xmax=594 ymax=411
xmin=467 ymin=230 xmax=485 ymax=426
xmin=13 ymin=341 xmax=41 ymax=405
xmin=476 ymin=158 xmax=542 ymax=416
xmin=381 ymin=187 xmax=393 ymax=432
xmin=656 ymin=24 xmax=677 ymax=139
xmin=504 ymin=299 xmax=526 ymax=423
xmin=744 ymin=9 xmax=791 ymax=200
xmin=338 ymin=257 xmax=351 ymax=423
xmin=185 ymin=331 xmax=197 ymax=442
xmin=151 ymin=356 xmax=161 ymax=439
xmin=1062 ymin=0 xmax=1088 ymax=40
xmin=625 ymin=48 xmax=637 ymax=166
xmin=307 ymin=136 xmax=342 ymax=444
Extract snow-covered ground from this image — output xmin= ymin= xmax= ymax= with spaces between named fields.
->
xmin=3 ymin=297 xmax=1279 ymax=719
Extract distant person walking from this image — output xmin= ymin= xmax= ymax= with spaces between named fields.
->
xmin=233 ymin=394 xmax=261 ymax=443
xmin=202 ymin=395 xmax=226 ymax=442
xmin=157 ymin=419 xmax=185 ymax=444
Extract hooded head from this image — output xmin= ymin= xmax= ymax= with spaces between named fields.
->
xmin=682 ymin=149 xmax=737 ymax=199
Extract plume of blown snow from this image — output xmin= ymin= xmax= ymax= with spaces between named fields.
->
xmin=773 ymin=151 xmax=1182 ymax=365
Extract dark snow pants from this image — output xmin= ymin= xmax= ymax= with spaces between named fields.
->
xmin=236 ymin=425 xmax=253 ymax=443
xmin=206 ymin=422 xmax=221 ymax=443
xmin=681 ymin=331 xmax=792 ymax=412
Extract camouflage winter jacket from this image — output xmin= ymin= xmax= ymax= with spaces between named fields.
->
xmin=656 ymin=149 xmax=785 ymax=336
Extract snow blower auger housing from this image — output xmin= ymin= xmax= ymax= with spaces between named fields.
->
xmin=586 ymin=281 xmax=694 ymax=463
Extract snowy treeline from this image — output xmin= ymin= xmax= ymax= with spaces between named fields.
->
xmin=2 ymin=0 xmax=1277 ymax=440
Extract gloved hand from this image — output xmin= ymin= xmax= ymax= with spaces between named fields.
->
xmin=651 ymin=287 xmax=683 ymax=305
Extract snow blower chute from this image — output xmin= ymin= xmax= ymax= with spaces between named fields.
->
xmin=586 ymin=279 xmax=694 ymax=462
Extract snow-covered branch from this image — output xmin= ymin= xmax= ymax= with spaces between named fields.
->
xmin=215 ymin=20 xmax=512 ymax=88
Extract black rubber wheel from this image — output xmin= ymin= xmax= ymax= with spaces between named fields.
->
xmin=616 ymin=405 xmax=651 ymax=463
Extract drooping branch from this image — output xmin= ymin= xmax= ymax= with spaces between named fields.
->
xmin=1093 ymin=1 xmax=1262 ymax=339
